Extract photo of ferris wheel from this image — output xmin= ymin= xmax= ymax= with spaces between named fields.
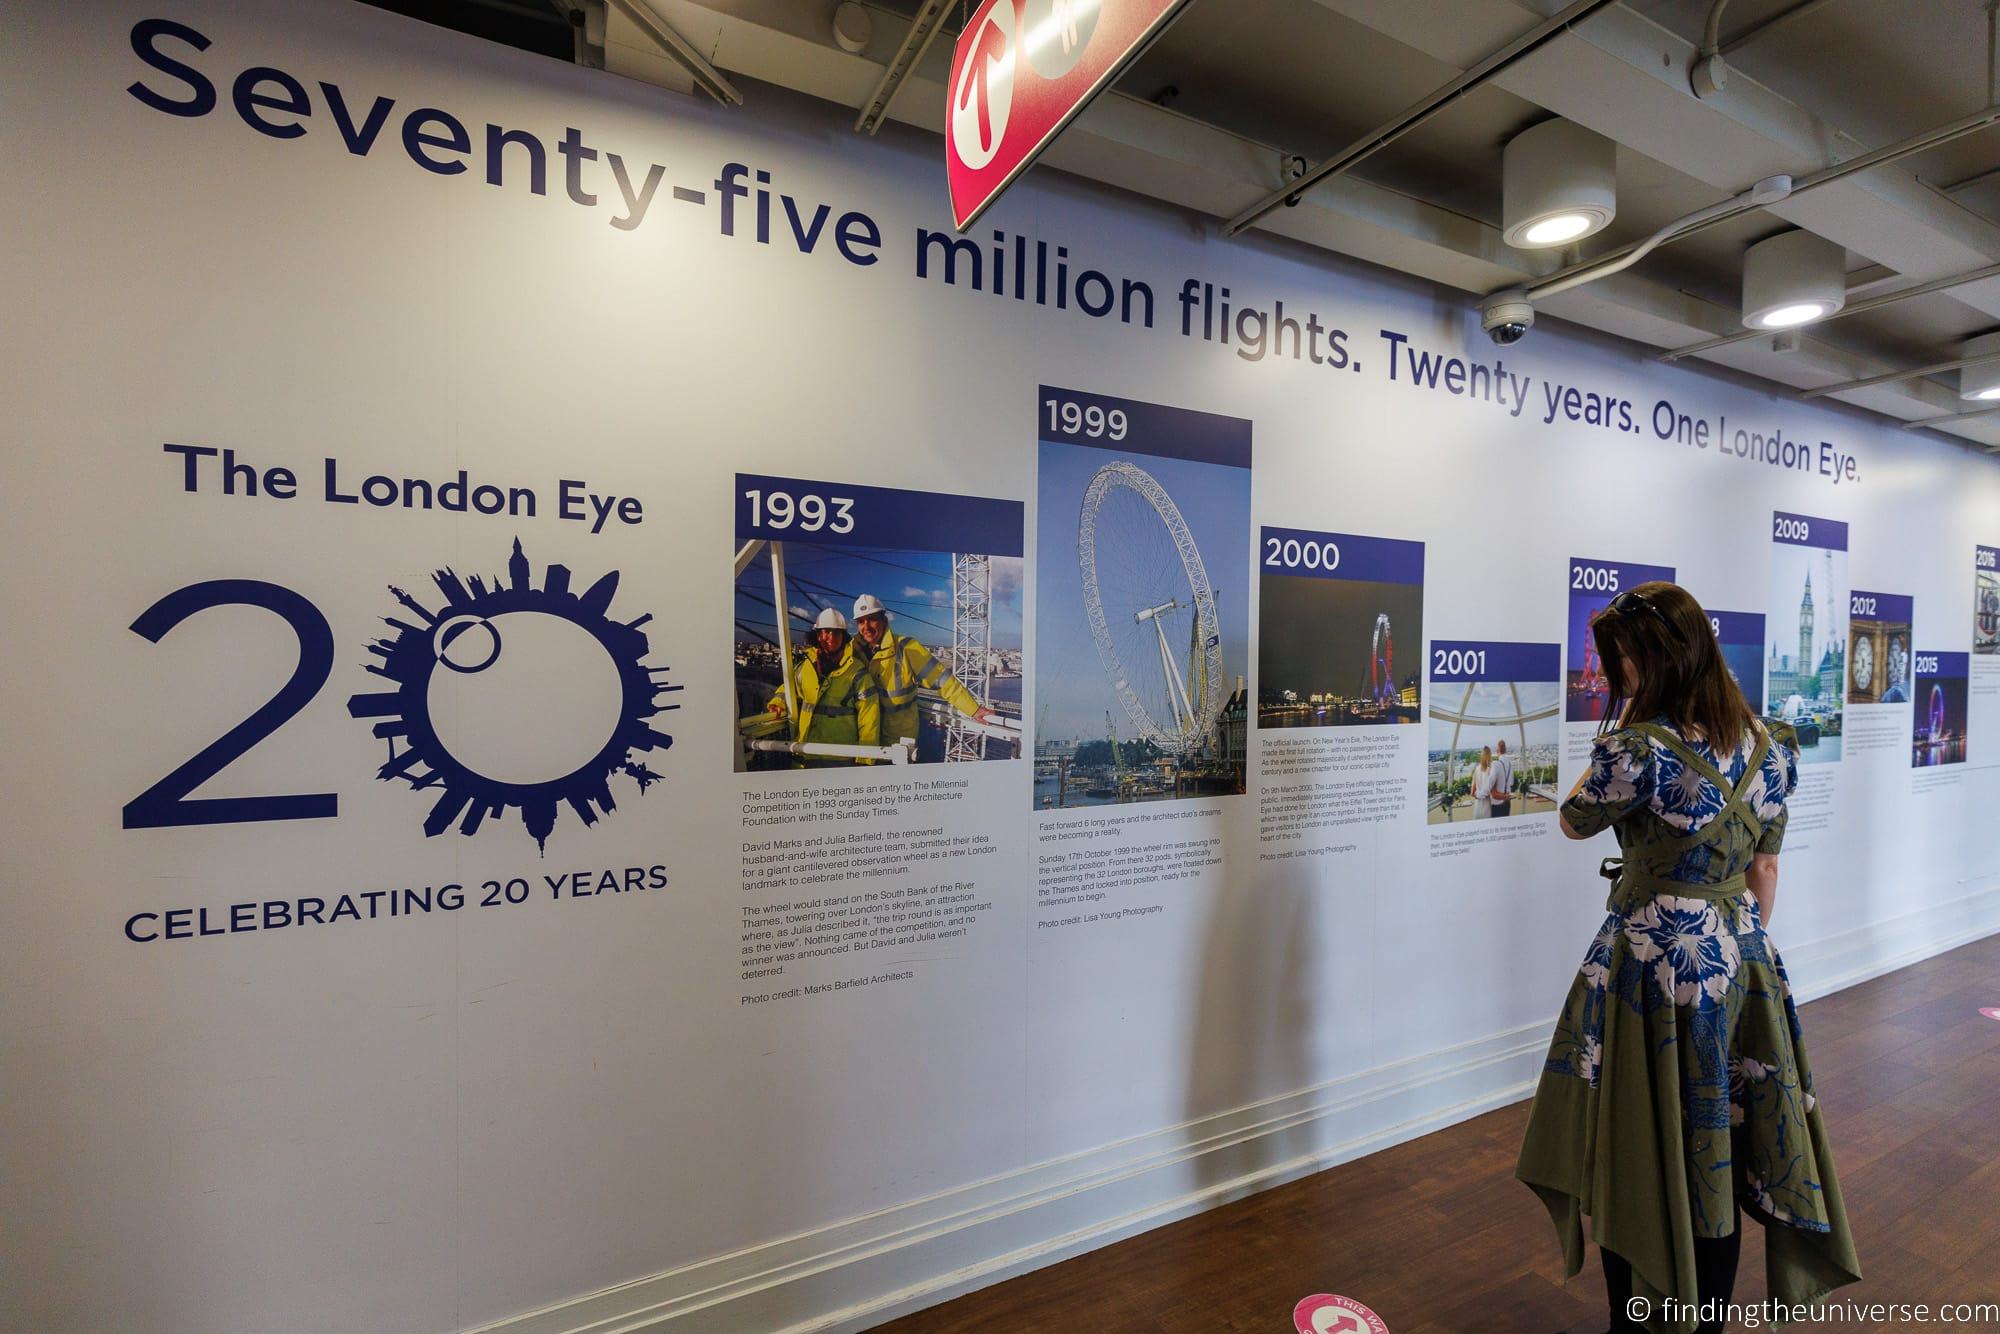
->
xmin=1033 ymin=399 xmax=1250 ymax=810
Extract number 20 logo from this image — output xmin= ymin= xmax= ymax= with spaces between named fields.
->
xmin=123 ymin=540 xmax=679 ymax=851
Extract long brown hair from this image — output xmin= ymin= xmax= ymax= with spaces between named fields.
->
xmin=1592 ymin=581 xmax=1756 ymax=752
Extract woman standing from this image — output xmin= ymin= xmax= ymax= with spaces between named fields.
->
xmin=1516 ymin=583 xmax=1860 ymax=1333
xmin=1471 ymin=745 xmax=1496 ymax=818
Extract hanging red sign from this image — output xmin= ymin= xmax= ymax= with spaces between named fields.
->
xmin=945 ymin=0 xmax=1195 ymax=231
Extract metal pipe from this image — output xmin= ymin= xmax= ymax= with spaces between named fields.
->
xmin=604 ymin=0 xmax=742 ymax=104
xmin=1221 ymin=0 xmax=1619 ymax=238
xmin=1800 ymin=348 xmax=2000 ymax=399
xmin=1527 ymin=177 xmax=1792 ymax=300
xmin=854 ymin=0 xmax=949 ymax=135
xmin=1520 ymin=102 xmax=2000 ymax=305
xmin=1657 ymin=260 xmax=2000 ymax=362
xmin=1699 ymin=0 xmax=1734 ymax=58
xmin=1719 ymin=0 xmax=1838 ymax=56
xmin=769 ymin=541 xmax=797 ymax=727
xmin=1900 ymin=402 xmax=2000 ymax=432
xmin=743 ymin=738 xmax=916 ymax=764
xmin=1942 ymin=163 xmax=2000 ymax=194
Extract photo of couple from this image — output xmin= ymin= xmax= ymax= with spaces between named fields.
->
xmin=1465 ymin=739 xmax=1519 ymax=818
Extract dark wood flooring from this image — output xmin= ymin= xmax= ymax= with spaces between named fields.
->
xmin=879 ymin=932 xmax=2000 ymax=1332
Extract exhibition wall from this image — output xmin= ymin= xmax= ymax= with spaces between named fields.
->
xmin=6 ymin=3 xmax=2000 ymax=1331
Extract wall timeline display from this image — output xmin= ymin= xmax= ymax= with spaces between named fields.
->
xmin=1846 ymin=591 xmax=1913 ymax=705
xmin=1033 ymin=388 xmax=1250 ymax=808
xmin=1258 ymin=529 xmax=1423 ymax=728
xmin=1427 ymin=641 xmax=1559 ymax=824
xmin=732 ymin=474 xmax=1024 ymax=771
xmin=1709 ymin=610 xmax=1768 ymax=715
xmin=1977 ymin=546 xmax=2000 ymax=655
xmin=13 ymin=6 xmax=2000 ymax=1334
xmin=1913 ymin=651 xmax=1970 ymax=766
xmin=1768 ymin=512 xmax=1849 ymax=761
xmin=1564 ymin=557 xmax=1675 ymax=721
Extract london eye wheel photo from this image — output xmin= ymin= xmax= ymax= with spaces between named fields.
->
xmin=1077 ymin=461 xmax=1224 ymax=757
xmin=1032 ymin=395 xmax=1250 ymax=811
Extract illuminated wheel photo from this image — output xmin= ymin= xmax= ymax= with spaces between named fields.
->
xmin=1076 ymin=461 xmax=1223 ymax=756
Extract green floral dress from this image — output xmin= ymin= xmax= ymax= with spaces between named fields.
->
xmin=1515 ymin=718 xmax=1862 ymax=1330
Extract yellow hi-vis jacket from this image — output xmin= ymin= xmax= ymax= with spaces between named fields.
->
xmin=771 ymin=642 xmax=881 ymax=754
xmin=863 ymin=630 xmax=981 ymax=744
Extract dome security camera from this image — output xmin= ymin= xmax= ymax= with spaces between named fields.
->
xmin=1481 ymin=290 xmax=1535 ymax=345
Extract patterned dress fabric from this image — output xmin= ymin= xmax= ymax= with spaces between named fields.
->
xmin=1515 ymin=717 xmax=1862 ymax=1331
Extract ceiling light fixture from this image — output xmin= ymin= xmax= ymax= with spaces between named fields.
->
xmin=1502 ymin=119 xmax=1616 ymax=250
xmin=1960 ymin=332 xmax=2000 ymax=400
xmin=1741 ymin=229 xmax=1846 ymax=330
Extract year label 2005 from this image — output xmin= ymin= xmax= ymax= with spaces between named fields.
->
xmin=1571 ymin=564 xmax=1620 ymax=592
xmin=742 ymin=488 xmax=855 ymax=534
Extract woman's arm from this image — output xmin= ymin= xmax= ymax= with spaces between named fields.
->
xmin=1557 ymin=765 xmax=1592 ymax=840
xmin=1746 ymin=852 xmax=1779 ymax=926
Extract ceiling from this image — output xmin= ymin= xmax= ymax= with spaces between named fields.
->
xmin=360 ymin=0 xmax=2000 ymax=449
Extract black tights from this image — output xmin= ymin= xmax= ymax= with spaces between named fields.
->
xmin=1601 ymin=1202 xmax=1742 ymax=1333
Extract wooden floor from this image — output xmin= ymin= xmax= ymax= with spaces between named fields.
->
xmin=879 ymin=932 xmax=2000 ymax=1333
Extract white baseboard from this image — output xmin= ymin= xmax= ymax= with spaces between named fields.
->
xmin=1779 ymin=879 xmax=2000 ymax=1003
xmin=470 ymin=1021 xmax=1550 ymax=1334
xmin=472 ymin=886 xmax=2000 ymax=1334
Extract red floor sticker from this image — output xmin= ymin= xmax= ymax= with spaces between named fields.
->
xmin=1982 ymin=1007 xmax=2000 ymax=1021
xmin=1294 ymin=1293 xmax=1390 ymax=1333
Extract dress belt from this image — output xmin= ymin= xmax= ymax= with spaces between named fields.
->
xmin=1599 ymin=856 xmax=1748 ymax=911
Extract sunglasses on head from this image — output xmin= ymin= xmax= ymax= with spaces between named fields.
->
xmin=1603 ymin=588 xmax=1685 ymax=642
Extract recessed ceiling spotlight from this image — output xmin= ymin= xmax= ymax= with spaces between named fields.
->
xmin=1502 ymin=119 xmax=1616 ymax=250
xmin=1521 ymin=212 xmax=1595 ymax=246
xmin=1757 ymin=302 xmax=1830 ymax=328
xmin=1741 ymin=230 xmax=1846 ymax=331
xmin=1960 ymin=331 xmax=2000 ymax=401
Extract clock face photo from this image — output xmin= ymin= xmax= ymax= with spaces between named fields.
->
xmin=1888 ymin=636 xmax=1909 ymax=689
xmin=1852 ymin=635 xmax=1874 ymax=689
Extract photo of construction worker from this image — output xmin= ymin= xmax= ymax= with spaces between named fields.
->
xmin=761 ymin=608 xmax=882 ymax=767
xmin=735 ymin=472 xmax=1025 ymax=772
xmin=852 ymin=593 xmax=1001 ymax=744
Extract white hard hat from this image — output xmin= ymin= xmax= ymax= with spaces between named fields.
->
xmin=812 ymin=607 xmax=848 ymax=632
xmin=852 ymin=593 xmax=889 ymax=621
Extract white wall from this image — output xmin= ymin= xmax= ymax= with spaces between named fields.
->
xmin=4 ymin=3 xmax=1998 ymax=1331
